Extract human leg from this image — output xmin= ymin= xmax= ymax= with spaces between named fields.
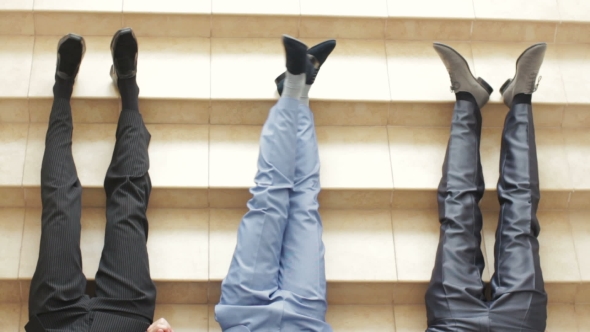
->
xmin=425 ymin=43 xmax=493 ymax=330
xmin=27 ymin=34 xmax=89 ymax=329
xmin=275 ymin=41 xmax=335 ymax=330
xmin=277 ymin=104 xmax=328 ymax=322
xmin=215 ymin=35 xmax=308 ymax=332
xmin=489 ymin=43 xmax=548 ymax=332
xmin=92 ymin=28 xmax=155 ymax=324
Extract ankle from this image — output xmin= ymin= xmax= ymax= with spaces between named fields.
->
xmin=117 ymin=77 xmax=140 ymax=111
xmin=53 ymin=76 xmax=74 ymax=99
xmin=300 ymin=84 xmax=311 ymax=106
xmin=455 ymin=91 xmax=477 ymax=105
xmin=282 ymin=72 xmax=305 ymax=100
xmin=511 ymin=93 xmax=532 ymax=106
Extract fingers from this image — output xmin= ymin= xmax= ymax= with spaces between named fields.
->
xmin=146 ymin=318 xmax=173 ymax=332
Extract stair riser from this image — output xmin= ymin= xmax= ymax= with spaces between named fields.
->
xmin=0 ymin=123 xmax=585 ymax=209
xmin=0 ymin=187 xmax=579 ymax=210
xmin=3 ymin=208 xmax=588 ymax=305
xmin=2 ymin=11 xmax=590 ymax=44
xmin=5 ymin=99 xmax=590 ymax=128
xmin=3 ymin=280 xmax=589 ymax=305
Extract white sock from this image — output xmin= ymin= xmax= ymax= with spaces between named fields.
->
xmin=282 ymin=72 xmax=305 ymax=99
xmin=300 ymin=84 xmax=311 ymax=107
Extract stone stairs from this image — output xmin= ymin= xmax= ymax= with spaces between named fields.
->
xmin=1 ymin=0 xmax=589 ymax=330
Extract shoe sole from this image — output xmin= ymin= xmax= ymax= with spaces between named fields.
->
xmin=308 ymin=39 xmax=337 ymax=65
xmin=57 ymin=33 xmax=86 ymax=55
xmin=56 ymin=33 xmax=86 ymax=80
xmin=499 ymin=42 xmax=547 ymax=95
xmin=110 ymin=27 xmax=137 ymax=80
xmin=110 ymin=27 xmax=134 ymax=55
xmin=282 ymin=34 xmax=307 ymax=49
xmin=433 ymin=42 xmax=494 ymax=96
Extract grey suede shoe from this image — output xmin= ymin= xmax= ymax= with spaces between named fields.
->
xmin=500 ymin=43 xmax=547 ymax=107
xmin=433 ymin=42 xmax=493 ymax=109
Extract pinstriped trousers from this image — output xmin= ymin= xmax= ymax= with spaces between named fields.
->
xmin=26 ymin=96 xmax=156 ymax=332
xmin=425 ymin=99 xmax=547 ymax=332
xmin=215 ymin=97 xmax=332 ymax=332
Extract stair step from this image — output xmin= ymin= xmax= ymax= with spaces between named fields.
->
xmin=2 ymin=303 xmax=588 ymax=331
xmin=2 ymin=208 xmax=589 ymax=305
xmin=2 ymin=0 xmax=590 ymax=43
xmin=1 ymin=37 xmax=590 ymax=127
xmin=1 ymin=2 xmax=587 ymax=330
xmin=0 ymin=123 xmax=587 ymax=209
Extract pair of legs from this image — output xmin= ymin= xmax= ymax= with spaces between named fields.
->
xmin=426 ymin=44 xmax=547 ymax=331
xmin=27 ymin=29 xmax=156 ymax=332
xmin=215 ymin=36 xmax=334 ymax=332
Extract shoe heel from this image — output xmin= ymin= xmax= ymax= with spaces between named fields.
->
xmin=477 ymin=77 xmax=494 ymax=95
xmin=275 ymin=72 xmax=286 ymax=96
xmin=276 ymin=80 xmax=284 ymax=96
xmin=275 ymin=72 xmax=286 ymax=85
xmin=499 ymin=78 xmax=512 ymax=95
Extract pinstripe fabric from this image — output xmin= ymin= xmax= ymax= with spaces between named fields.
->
xmin=28 ymin=96 xmax=90 ymax=331
xmin=26 ymin=95 xmax=155 ymax=332
xmin=91 ymin=108 xmax=156 ymax=322
xmin=216 ymin=98 xmax=331 ymax=332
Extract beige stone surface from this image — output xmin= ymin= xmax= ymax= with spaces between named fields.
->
xmin=153 ymin=304 xmax=209 ymax=331
xmin=0 ymin=12 xmax=34 ymax=35
xmin=0 ymin=124 xmax=28 ymax=186
xmin=0 ymin=37 xmax=34 ymax=98
xmin=387 ymin=0 xmax=474 ymax=19
xmin=327 ymin=305 xmax=395 ymax=331
xmin=146 ymin=124 xmax=209 ymax=188
xmin=124 ymin=0 xmax=211 ymax=14
xmin=34 ymin=12 xmax=123 ymax=36
xmin=323 ymin=209 xmax=396 ymax=281
xmin=147 ymin=209 xmax=209 ymax=281
xmin=0 ymin=209 xmax=25 ymax=279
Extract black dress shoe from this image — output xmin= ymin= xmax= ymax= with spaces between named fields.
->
xmin=56 ymin=33 xmax=85 ymax=81
xmin=276 ymin=39 xmax=336 ymax=95
xmin=109 ymin=28 xmax=138 ymax=84
xmin=282 ymin=34 xmax=308 ymax=75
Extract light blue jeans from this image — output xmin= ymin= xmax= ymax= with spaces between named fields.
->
xmin=215 ymin=97 xmax=332 ymax=332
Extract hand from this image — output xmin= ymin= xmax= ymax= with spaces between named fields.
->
xmin=146 ymin=318 xmax=174 ymax=332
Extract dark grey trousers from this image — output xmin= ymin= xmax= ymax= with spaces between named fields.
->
xmin=425 ymin=98 xmax=548 ymax=332
xmin=26 ymin=97 xmax=156 ymax=332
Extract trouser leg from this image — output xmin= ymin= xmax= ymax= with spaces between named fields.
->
xmin=489 ymin=97 xmax=547 ymax=331
xmin=425 ymin=95 xmax=488 ymax=329
xmin=29 ymin=95 xmax=89 ymax=325
xmin=92 ymin=109 xmax=155 ymax=324
xmin=277 ymin=104 xmax=330 ymax=330
xmin=216 ymin=97 xmax=299 ymax=331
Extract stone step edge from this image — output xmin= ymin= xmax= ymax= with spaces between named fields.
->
xmin=1 ymin=98 xmax=584 ymax=128
xmin=0 ymin=9 xmax=578 ymax=23
xmin=2 ymin=10 xmax=589 ymax=41
xmin=6 ymin=303 xmax=587 ymax=332
xmin=2 ymin=279 xmax=588 ymax=305
xmin=0 ymin=187 xmax=584 ymax=210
